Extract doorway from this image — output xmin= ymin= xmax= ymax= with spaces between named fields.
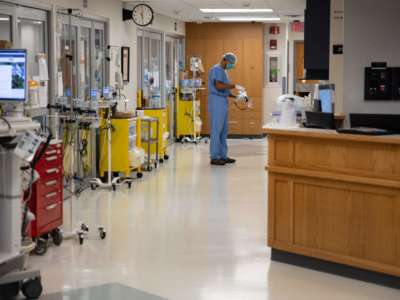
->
xmin=293 ymin=40 xmax=305 ymax=93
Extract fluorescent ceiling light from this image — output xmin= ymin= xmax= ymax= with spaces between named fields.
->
xmin=219 ymin=17 xmax=281 ymax=22
xmin=200 ymin=8 xmax=273 ymax=13
xmin=0 ymin=17 xmax=10 ymax=21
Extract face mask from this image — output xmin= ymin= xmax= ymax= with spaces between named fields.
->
xmin=226 ymin=63 xmax=235 ymax=70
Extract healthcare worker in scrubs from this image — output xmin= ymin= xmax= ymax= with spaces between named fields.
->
xmin=208 ymin=52 xmax=241 ymax=166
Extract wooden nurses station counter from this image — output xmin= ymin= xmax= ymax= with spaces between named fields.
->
xmin=264 ymin=127 xmax=400 ymax=288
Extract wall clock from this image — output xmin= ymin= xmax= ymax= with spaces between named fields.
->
xmin=132 ymin=4 xmax=154 ymax=27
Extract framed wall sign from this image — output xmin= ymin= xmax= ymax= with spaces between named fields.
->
xmin=267 ymin=54 xmax=280 ymax=85
xmin=121 ymin=46 xmax=130 ymax=82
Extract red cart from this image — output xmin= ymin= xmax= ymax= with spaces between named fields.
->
xmin=28 ymin=140 xmax=64 ymax=255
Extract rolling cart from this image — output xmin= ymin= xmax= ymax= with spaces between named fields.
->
xmin=90 ymin=100 xmax=133 ymax=191
xmin=28 ymin=140 xmax=64 ymax=256
xmin=141 ymin=117 xmax=159 ymax=172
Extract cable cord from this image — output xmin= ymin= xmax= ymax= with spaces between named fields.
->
xmin=0 ymin=116 xmax=11 ymax=131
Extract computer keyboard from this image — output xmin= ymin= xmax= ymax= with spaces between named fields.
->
xmin=336 ymin=127 xmax=395 ymax=135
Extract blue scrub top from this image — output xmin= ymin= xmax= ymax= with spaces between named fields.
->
xmin=208 ymin=64 xmax=231 ymax=99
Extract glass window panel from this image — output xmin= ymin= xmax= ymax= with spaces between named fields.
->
xmin=149 ymin=35 xmax=161 ymax=107
xmin=79 ymin=27 xmax=91 ymax=100
xmin=18 ymin=19 xmax=45 ymax=79
xmin=59 ymin=23 xmax=78 ymax=98
xmin=0 ymin=15 xmax=11 ymax=42
xmin=94 ymin=28 xmax=105 ymax=96
xmin=137 ymin=35 xmax=142 ymax=90
xmin=165 ymin=40 xmax=172 ymax=93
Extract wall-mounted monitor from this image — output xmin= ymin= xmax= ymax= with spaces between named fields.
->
xmin=0 ymin=49 xmax=27 ymax=102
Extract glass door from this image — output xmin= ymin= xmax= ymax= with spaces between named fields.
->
xmin=165 ymin=36 xmax=181 ymax=142
xmin=137 ymin=30 xmax=163 ymax=109
xmin=93 ymin=23 xmax=105 ymax=98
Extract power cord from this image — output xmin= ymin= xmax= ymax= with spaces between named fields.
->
xmin=0 ymin=116 xmax=11 ymax=131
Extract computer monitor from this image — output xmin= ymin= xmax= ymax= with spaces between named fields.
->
xmin=0 ymin=49 xmax=27 ymax=102
xmin=319 ymin=84 xmax=334 ymax=113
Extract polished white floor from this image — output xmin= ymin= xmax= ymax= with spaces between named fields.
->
xmin=30 ymin=140 xmax=400 ymax=299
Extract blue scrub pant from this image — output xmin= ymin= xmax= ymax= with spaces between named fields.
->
xmin=209 ymin=95 xmax=229 ymax=160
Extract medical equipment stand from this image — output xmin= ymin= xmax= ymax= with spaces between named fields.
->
xmin=59 ymin=8 xmax=107 ymax=245
xmin=90 ymin=101 xmax=133 ymax=191
xmin=181 ymin=58 xmax=207 ymax=144
xmin=0 ymin=117 xmax=43 ymax=299
xmin=181 ymin=87 xmax=205 ymax=144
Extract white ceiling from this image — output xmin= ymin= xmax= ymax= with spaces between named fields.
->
xmin=123 ymin=0 xmax=306 ymax=22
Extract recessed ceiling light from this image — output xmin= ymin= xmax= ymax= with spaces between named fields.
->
xmin=218 ymin=17 xmax=281 ymax=22
xmin=200 ymin=8 xmax=273 ymax=13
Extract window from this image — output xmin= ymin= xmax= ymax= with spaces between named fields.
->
xmin=18 ymin=19 xmax=46 ymax=80
xmin=0 ymin=14 xmax=11 ymax=42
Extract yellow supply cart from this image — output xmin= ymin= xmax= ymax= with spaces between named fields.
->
xmin=99 ymin=117 xmax=143 ymax=180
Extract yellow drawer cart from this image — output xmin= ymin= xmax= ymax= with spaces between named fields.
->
xmin=99 ymin=117 xmax=143 ymax=179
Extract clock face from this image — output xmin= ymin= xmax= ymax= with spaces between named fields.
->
xmin=132 ymin=4 xmax=154 ymax=27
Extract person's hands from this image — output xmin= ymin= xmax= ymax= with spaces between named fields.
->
xmin=235 ymin=84 xmax=245 ymax=91
xmin=229 ymin=93 xmax=237 ymax=99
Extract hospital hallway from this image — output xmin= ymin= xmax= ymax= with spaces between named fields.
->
xmin=29 ymin=139 xmax=400 ymax=300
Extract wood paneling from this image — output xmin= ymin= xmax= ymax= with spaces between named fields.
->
xmin=295 ymin=41 xmax=305 ymax=83
xmin=186 ymin=23 xmax=264 ymax=136
xmin=243 ymin=39 xmax=264 ymax=97
xmin=266 ymin=128 xmax=400 ymax=277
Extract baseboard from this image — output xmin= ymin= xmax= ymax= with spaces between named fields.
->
xmin=271 ymin=249 xmax=400 ymax=289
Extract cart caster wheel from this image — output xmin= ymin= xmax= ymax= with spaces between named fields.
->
xmin=127 ymin=182 xmax=132 ymax=189
xmin=80 ymin=223 xmax=89 ymax=232
xmin=21 ymin=277 xmax=42 ymax=299
xmin=154 ymin=163 xmax=158 ymax=169
xmin=91 ymin=183 xmax=97 ymax=190
xmin=112 ymin=184 xmax=116 ymax=191
xmin=34 ymin=239 xmax=48 ymax=256
xmin=52 ymin=228 xmax=63 ymax=246
xmin=159 ymin=158 xmax=164 ymax=164
xmin=0 ymin=281 xmax=20 ymax=299
xmin=137 ymin=172 xmax=143 ymax=179
xmin=78 ymin=233 xmax=84 ymax=245
xmin=99 ymin=228 xmax=106 ymax=240
xmin=164 ymin=155 xmax=169 ymax=160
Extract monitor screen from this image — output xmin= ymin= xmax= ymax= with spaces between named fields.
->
xmin=0 ymin=49 xmax=27 ymax=102
xmin=319 ymin=86 xmax=333 ymax=113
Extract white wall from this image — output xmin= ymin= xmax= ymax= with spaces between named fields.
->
xmin=263 ymin=23 xmax=288 ymax=123
xmin=343 ymin=0 xmax=400 ymax=114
